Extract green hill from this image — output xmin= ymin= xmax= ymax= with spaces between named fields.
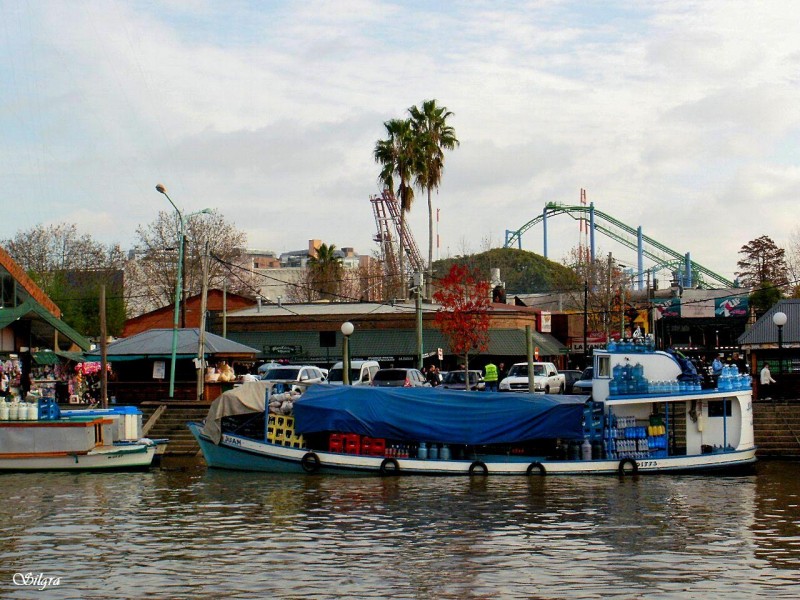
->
xmin=433 ymin=248 xmax=580 ymax=295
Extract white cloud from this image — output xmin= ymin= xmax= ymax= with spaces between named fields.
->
xmin=1 ymin=0 xmax=800 ymax=284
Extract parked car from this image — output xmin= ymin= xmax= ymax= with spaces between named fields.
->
xmin=562 ymin=370 xmax=583 ymax=393
xmin=327 ymin=360 xmax=381 ymax=386
xmin=571 ymin=367 xmax=593 ymax=395
xmin=371 ymin=368 xmax=430 ymax=388
xmin=498 ymin=362 xmax=566 ymax=393
xmin=440 ymin=370 xmax=485 ymax=391
xmin=260 ymin=365 xmax=327 ymax=392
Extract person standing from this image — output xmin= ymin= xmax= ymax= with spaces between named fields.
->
xmin=760 ymin=363 xmax=776 ymax=399
xmin=484 ymin=361 xmax=499 ymax=392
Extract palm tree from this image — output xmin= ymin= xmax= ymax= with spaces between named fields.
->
xmin=307 ymin=242 xmax=343 ymax=300
xmin=409 ymin=100 xmax=459 ymax=297
xmin=374 ymin=118 xmax=418 ymax=295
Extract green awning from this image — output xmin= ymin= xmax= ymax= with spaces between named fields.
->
xmin=227 ymin=328 xmax=567 ymax=361
xmin=56 ymin=350 xmax=87 ymax=363
xmin=32 ymin=350 xmax=61 ymax=365
xmin=0 ymin=300 xmax=91 ymax=351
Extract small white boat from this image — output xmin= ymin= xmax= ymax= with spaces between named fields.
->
xmin=0 ymin=400 xmax=157 ymax=472
xmin=189 ymin=346 xmax=756 ymax=476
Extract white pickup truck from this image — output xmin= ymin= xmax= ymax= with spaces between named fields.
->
xmin=498 ymin=361 xmax=566 ymax=394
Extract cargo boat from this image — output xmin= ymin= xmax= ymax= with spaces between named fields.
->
xmin=189 ymin=347 xmax=756 ymax=476
xmin=0 ymin=401 xmax=157 ymax=472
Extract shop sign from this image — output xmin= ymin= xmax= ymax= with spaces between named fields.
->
xmin=267 ymin=345 xmax=301 ymax=355
xmin=152 ymin=361 xmax=166 ymax=379
xmin=539 ymin=311 xmax=552 ymax=333
xmin=715 ymin=296 xmax=748 ymax=317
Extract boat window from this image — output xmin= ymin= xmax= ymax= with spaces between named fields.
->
xmin=595 ymin=355 xmax=610 ymax=378
xmin=708 ymin=400 xmax=732 ymax=417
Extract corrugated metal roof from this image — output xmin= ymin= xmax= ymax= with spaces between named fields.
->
xmin=86 ymin=328 xmax=259 ymax=360
xmin=227 ymin=328 xmax=567 ymax=362
xmin=738 ymin=299 xmax=800 ymax=348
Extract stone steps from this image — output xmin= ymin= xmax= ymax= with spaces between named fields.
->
xmin=141 ymin=406 xmax=209 ymax=456
xmin=753 ymin=403 xmax=800 ymax=456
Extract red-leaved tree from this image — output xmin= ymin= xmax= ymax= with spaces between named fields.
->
xmin=433 ymin=264 xmax=491 ymax=389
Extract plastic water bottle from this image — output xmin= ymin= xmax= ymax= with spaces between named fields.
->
xmin=581 ymin=438 xmax=592 ymax=461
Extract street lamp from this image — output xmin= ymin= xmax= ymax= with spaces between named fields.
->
xmin=773 ymin=311 xmax=787 ymax=376
xmin=156 ymin=183 xmax=212 ymax=399
xmin=341 ymin=321 xmax=354 ymax=385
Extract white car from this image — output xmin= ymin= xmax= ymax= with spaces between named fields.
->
xmin=260 ymin=365 xmax=327 ymax=392
xmin=327 ymin=360 xmax=381 ymax=386
xmin=498 ymin=362 xmax=566 ymax=394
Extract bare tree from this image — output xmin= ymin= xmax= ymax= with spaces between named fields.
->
xmin=128 ymin=210 xmax=248 ymax=317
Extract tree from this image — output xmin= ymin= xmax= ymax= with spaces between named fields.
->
xmin=736 ymin=235 xmax=788 ymax=290
xmin=128 ymin=210 xmax=248 ymax=319
xmin=4 ymin=223 xmax=127 ymax=336
xmin=750 ymin=283 xmax=783 ymax=317
xmin=374 ymin=118 xmax=419 ymax=292
xmin=563 ymin=247 xmax=630 ymax=337
xmin=409 ymin=100 xmax=459 ymax=296
xmin=433 ymin=264 xmax=491 ymax=388
xmin=307 ymin=243 xmax=344 ymax=300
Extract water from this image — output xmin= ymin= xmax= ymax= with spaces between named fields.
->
xmin=1 ymin=461 xmax=799 ymax=599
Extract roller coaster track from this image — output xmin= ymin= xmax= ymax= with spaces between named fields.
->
xmin=504 ymin=202 xmax=733 ymax=288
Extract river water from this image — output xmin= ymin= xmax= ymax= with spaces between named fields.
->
xmin=1 ymin=460 xmax=799 ymax=599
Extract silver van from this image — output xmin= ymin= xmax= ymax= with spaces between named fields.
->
xmin=327 ymin=360 xmax=380 ymax=386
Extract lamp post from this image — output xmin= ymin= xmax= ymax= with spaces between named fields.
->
xmin=773 ymin=311 xmax=787 ymax=375
xmin=155 ymin=183 xmax=211 ymax=399
xmin=341 ymin=321 xmax=354 ymax=385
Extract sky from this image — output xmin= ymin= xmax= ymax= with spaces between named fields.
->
xmin=2 ymin=0 xmax=799 ymax=285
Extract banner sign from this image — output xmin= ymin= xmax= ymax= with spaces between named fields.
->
xmin=715 ymin=296 xmax=748 ymax=317
xmin=652 ymin=297 xmax=681 ymax=319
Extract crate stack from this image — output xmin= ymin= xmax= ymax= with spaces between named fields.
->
xmin=328 ymin=433 xmax=386 ymax=456
xmin=266 ymin=414 xmax=305 ymax=449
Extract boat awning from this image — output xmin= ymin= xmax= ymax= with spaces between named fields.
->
xmin=293 ymin=385 xmax=585 ymax=445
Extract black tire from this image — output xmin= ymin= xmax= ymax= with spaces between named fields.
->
xmin=379 ymin=457 xmax=400 ymax=475
xmin=300 ymin=452 xmax=321 ymax=473
xmin=618 ymin=458 xmax=638 ymax=476
xmin=544 ymin=385 xmax=550 ymax=394
xmin=526 ymin=461 xmax=546 ymax=476
xmin=558 ymin=384 xmax=565 ymax=394
xmin=468 ymin=460 xmax=488 ymax=475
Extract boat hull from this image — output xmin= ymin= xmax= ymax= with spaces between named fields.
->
xmin=0 ymin=444 xmax=157 ymax=472
xmin=188 ymin=423 xmax=756 ymax=476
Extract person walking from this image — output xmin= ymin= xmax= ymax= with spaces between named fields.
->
xmin=760 ymin=363 xmax=776 ymax=399
xmin=484 ymin=360 xmax=499 ymax=392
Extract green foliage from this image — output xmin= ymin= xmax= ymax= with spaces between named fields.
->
xmin=47 ymin=270 xmax=126 ymax=337
xmin=433 ymin=248 xmax=581 ymax=295
xmin=750 ymin=283 xmax=783 ymax=317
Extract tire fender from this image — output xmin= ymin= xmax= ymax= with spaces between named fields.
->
xmin=300 ymin=452 xmax=321 ymax=473
xmin=618 ymin=458 xmax=638 ymax=476
xmin=526 ymin=461 xmax=546 ymax=476
xmin=379 ymin=457 xmax=400 ymax=475
xmin=468 ymin=460 xmax=488 ymax=475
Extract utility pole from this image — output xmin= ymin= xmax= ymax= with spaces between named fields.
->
xmin=526 ymin=325 xmax=535 ymax=393
xmin=583 ymin=280 xmax=589 ymax=368
xmin=414 ymin=272 xmax=424 ymax=370
xmin=196 ymin=243 xmax=210 ymax=402
xmin=100 ymin=284 xmax=108 ymax=409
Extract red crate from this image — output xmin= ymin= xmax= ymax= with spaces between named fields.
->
xmin=328 ymin=433 xmax=344 ymax=453
xmin=362 ymin=437 xmax=386 ymax=456
xmin=342 ymin=433 xmax=361 ymax=454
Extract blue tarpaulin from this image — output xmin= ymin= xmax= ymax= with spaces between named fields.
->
xmin=294 ymin=386 xmax=585 ymax=445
